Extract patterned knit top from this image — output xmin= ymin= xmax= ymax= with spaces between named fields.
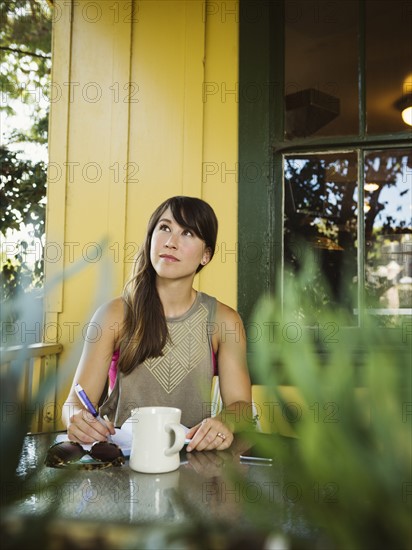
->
xmin=100 ymin=292 xmax=217 ymax=428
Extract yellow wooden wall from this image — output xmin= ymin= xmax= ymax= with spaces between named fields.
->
xmin=45 ymin=0 xmax=239 ymax=424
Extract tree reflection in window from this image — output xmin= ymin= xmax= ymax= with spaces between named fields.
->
xmin=364 ymin=150 xmax=412 ymax=323
xmin=284 ymin=149 xmax=411 ymax=325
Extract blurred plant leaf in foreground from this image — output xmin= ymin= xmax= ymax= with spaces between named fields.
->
xmin=244 ymin=258 xmax=412 ymax=549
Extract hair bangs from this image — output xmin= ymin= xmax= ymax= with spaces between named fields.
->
xmin=169 ymin=197 xmax=204 ymax=240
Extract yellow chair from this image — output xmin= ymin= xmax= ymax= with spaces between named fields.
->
xmin=252 ymin=385 xmax=308 ymax=438
xmin=251 ymin=384 xmax=278 ymax=434
xmin=211 ymin=379 xmax=341 ymax=439
xmin=252 ymin=385 xmax=370 ymax=438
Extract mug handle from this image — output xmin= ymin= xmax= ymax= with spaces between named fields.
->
xmin=164 ymin=423 xmax=186 ymax=456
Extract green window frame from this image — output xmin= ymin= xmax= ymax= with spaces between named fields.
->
xmin=238 ymin=0 xmax=411 ymax=332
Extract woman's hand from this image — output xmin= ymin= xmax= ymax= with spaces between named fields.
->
xmin=67 ymin=409 xmax=115 ymax=444
xmin=185 ymin=417 xmax=234 ymax=452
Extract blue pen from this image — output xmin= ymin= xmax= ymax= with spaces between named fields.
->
xmin=75 ymin=383 xmax=112 ymax=440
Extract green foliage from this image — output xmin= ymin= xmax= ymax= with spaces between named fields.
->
xmin=0 ymin=0 xmax=52 ymax=52
xmin=8 ymin=113 xmax=49 ymax=145
xmin=244 ymin=258 xmax=412 ymax=549
xmin=1 ymin=0 xmax=51 ymax=301
xmin=0 ymin=145 xmax=46 ymax=305
xmin=1 ymin=250 xmax=43 ymax=309
xmin=0 ymin=146 xmax=47 ymax=237
xmin=0 ymin=0 xmax=52 ymax=114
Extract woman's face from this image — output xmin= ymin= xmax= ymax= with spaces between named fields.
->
xmin=150 ymin=207 xmax=210 ymax=281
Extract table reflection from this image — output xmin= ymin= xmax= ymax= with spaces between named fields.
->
xmin=4 ymin=432 xmax=318 ymax=548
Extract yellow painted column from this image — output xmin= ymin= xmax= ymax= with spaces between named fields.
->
xmin=44 ymin=0 xmax=72 ymax=332
xmin=46 ymin=0 xmax=133 ymax=425
xmin=200 ymin=0 xmax=239 ymax=309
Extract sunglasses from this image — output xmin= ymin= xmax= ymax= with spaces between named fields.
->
xmin=45 ymin=440 xmax=125 ymax=470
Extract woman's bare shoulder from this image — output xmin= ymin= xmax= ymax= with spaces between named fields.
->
xmin=215 ymin=300 xmax=244 ymax=326
xmin=92 ymin=297 xmax=125 ymax=325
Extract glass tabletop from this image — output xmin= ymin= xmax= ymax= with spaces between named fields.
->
xmin=3 ymin=432 xmax=319 ymax=549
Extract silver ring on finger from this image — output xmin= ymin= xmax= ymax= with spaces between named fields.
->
xmin=216 ymin=432 xmax=226 ymax=441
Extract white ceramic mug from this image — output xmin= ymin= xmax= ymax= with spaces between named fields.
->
xmin=129 ymin=406 xmax=186 ymax=473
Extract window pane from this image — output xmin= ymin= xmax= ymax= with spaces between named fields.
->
xmin=284 ymin=0 xmax=359 ymax=139
xmin=366 ymin=1 xmax=412 ymax=134
xmin=365 ymin=149 xmax=412 ymax=323
xmin=284 ymin=152 xmax=358 ymax=323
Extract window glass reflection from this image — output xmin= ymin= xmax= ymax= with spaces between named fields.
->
xmin=284 ymin=0 xmax=358 ymax=139
xmin=366 ymin=1 xmax=412 ymax=134
xmin=284 ymin=150 xmax=412 ymax=324
xmin=365 ymin=149 xmax=412 ymax=323
xmin=284 ymin=152 xmax=358 ymax=323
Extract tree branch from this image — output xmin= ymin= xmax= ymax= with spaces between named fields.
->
xmin=0 ymin=46 xmax=51 ymax=60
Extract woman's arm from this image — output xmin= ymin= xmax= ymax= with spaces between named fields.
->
xmin=62 ymin=297 xmax=123 ymax=443
xmin=186 ymin=302 xmax=252 ymax=451
xmin=214 ymin=302 xmax=252 ymax=427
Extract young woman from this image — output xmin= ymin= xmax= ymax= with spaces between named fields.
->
xmin=62 ymin=196 xmax=251 ymax=452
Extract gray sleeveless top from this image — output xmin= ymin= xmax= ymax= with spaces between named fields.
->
xmin=100 ymin=292 xmax=217 ymax=427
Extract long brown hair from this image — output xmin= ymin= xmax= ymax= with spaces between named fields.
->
xmin=118 ymin=196 xmax=218 ymax=375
